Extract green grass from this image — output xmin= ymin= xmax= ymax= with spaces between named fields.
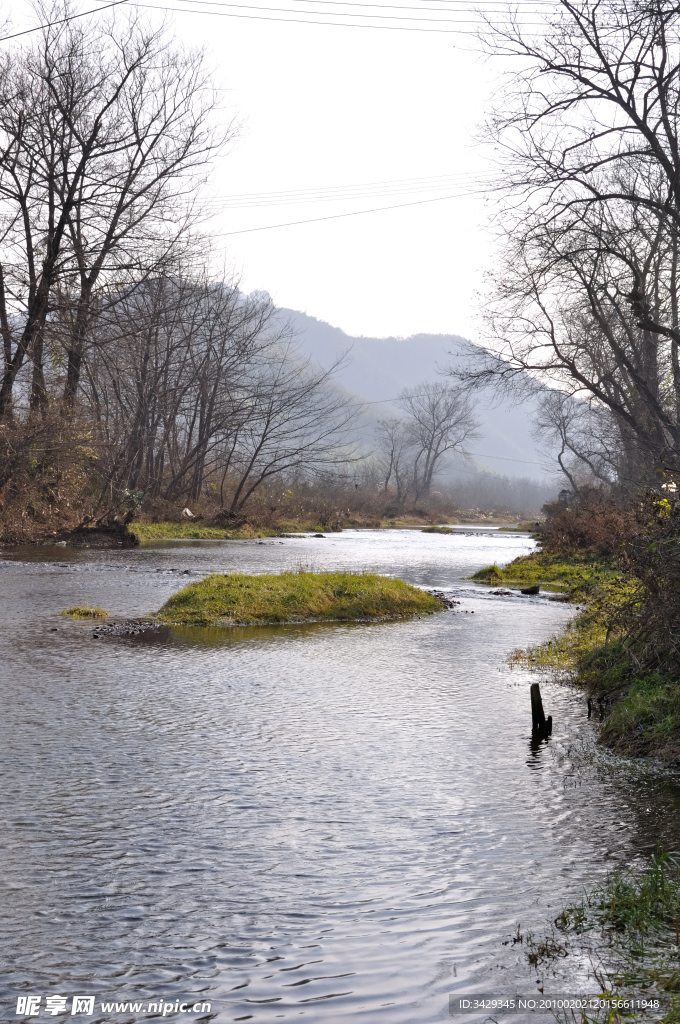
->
xmin=60 ymin=605 xmax=109 ymax=619
xmin=525 ymin=852 xmax=680 ymax=1017
xmin=497 ymin=521 xmax=542 ymax=533
xmin=470 ymin=550 xmax=618 ymax=598
xmin=133 ymin=521 xmax=338 ymax=541
xmin=599 ymin=674 xmax=680 ymax=760
xmin=421 ymin=525 xmax=455 ymax=534
xmin=134 ymin=522 xmax=254 ymax=540
xmin=498 ymin=551 xmax=680 ymax=759
xmin=154 ymin=570 xmax=443 ymax=626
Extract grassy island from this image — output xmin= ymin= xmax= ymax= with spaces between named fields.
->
xmin=61 ymin=605 xmax=109 ymax=619
xmin=154 ymin=571 xmax=443 ymax=626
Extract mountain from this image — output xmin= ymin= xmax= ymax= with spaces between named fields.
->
xmin=277 ymin=307 xmax=551 ymax=480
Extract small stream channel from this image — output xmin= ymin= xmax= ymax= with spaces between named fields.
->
xmin=2 ymin=528 xmax=680 ymax=1022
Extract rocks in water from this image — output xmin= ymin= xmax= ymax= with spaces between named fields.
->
xmin=430 ymin=590 xmax=459 ymax=609
xmin=520 ymin=584 xmax=540 ymax=595
xmin=490 ymin=589 xmax=512 ymax=596
xmin=92 ymin=620 xmax=161 ymax=638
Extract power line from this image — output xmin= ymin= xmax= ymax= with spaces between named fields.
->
xmin=206 ymin=171 xmax=487 ymax=204
xmin=170 ymin=0 xmax=559 ymax=11
xmin=463 ymin=450 xmax=545 ymax=465
xmin=215 ymin=186 xmax=489 ymax=233
xmin=131 ymin=2 xmax=522 ymax=31
xmin=205 ymin=177 xmax=496 ymax=209
xmin=0 ymin=0 xmax=131 ymax=42
xmin=134 ymin=0 xmax=547 ymax=21
xmin=0 ymin=0 xmax=578 ymax=43
xmin=165 ymin=0 xmax=553 ymax=13
xmin=0 ymin=0 xmax=561 ymax=42
xmin=295 ymin=388 xmax=545 ymax=466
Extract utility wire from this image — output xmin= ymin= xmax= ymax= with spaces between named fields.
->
xmin=206 ymin=171 xmax=488 ymax=204
xmin=166 ymin=0 xmax=558 ymax=11
xmin=134 ymin=0 xmax=547 ymax=21
xmin=0 ymin=0 xmax=560 ymax=42
xmin=462 ymin=450 xmax=545 ymax=465
xmin=0 ymin=0 xmax=130 ymax=42
xmin=0 ymin=0 xmax=575 ymax=42
xmin=205 ymin=178 xmax=495 ymax=208
xmin=131 ymin=3 xmax=531 ymax=31
xmin=354 ymin=394 xmax=545 ymax=465
xmin=215 ymin=186 xmax=488 ymax=233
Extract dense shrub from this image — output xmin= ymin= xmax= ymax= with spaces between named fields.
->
xmin=540 ymin=487 xmax=640 ymax=557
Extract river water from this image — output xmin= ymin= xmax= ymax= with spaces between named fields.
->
xmin=2 ymin=528 xmax=680 ymax=1023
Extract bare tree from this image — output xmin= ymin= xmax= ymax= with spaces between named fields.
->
xmin=375 ymin=417 xmax=413 ymax=506
xmin=462 ymin=0 xmax=680 ymax=486
xmin=0 ymin=1 xmax=224 ymax=418
xmin=83 ymin=275 xmax=361 ymax=510
xmin=399 ymin=383 xmax=479 ymax=501
xmin=534 ymin=391 xmax=619 ymax=491
xmin=218 ymin=347 xmax=361 ymax=514
xmin=86 ymin=278 xmax=284 ymax=499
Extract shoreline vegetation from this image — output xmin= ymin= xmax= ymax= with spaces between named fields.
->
xmin=476 ymin=495 xmax=680 ymax=1014
xmin=153 ymin=571 xmax=446 ymax=626
xmin=472 ymin=491 xmax=680 ymax=765
xmin=0 ymin=512 xmax=537 ymax=546
xmin=525 ymin=853 xmax=680 ymax=1019
xmin=475 ymin=556 xmax=679 ymax=762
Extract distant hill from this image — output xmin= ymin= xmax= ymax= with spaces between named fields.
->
xmin=277 ymin=306 xmax=551 ymax=481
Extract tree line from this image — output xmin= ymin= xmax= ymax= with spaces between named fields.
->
xmin=457 ymin=0 xmax=680 ymax=493
xmin=0 ymin=2 xmax=480 ymax=528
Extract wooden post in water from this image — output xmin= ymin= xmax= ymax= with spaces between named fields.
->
xmin=531 ymin=682 xmax=553 ymax=738
xmin=530 ymin=683 xmax=546 ymax=733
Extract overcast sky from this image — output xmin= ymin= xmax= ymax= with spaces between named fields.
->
xmin=12 ymin=1 xmax=514 ymax=340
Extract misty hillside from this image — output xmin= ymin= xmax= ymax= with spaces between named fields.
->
xmin=279 ymin=307 xmax=551 ymax=480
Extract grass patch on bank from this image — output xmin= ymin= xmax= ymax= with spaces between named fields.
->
xmin=133 ymin=520 xmax=342 ymax=541
xmin=134 ymin=522 xmax=263 ymax=540
xmin=60 ymin=605 xmax=109 ymax=619
xmin=497 ymin=551 xmax=680 ymax=758
xmin=497 ymin=521 xmax=542 ymax=533
xmin=154 ymin=571 xmax=443 ymax=626
xmin=525 ymin=852 xmax=680 ymax=1016
xmin=516 ymin=597 xmax=680 ymax=760
xmin=598 ymin=672 xmax=680 ymax=760
xmin=470 ymin=550 xmax=618 ymax=599
xmin=510 ymin=572 xmax=636 ymax=672
xmin=421 ymin=526 xmax=455 ymax=534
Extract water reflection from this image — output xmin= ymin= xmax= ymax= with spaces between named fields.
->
xmin=1 ymin=530 xmax=679 ymax=1022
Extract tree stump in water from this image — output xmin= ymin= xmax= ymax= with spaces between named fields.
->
xmin=530 ymin=683 xmax=552 ymax=738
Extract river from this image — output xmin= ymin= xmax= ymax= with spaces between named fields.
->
xmin=2 ymin=527 xmax=680 ymax=1023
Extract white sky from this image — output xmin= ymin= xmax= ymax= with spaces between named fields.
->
xmin=13 ymin=1 xmax=512 ymax=339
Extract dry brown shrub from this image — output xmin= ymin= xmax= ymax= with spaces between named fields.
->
xmin=0 ymin=414 xmax=99 ymax=542
xmin=540 ymin=488 xmax=640 ymax=557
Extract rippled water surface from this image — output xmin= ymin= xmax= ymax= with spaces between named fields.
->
xmin=2 ymin=528 xmax=680 ymax=1022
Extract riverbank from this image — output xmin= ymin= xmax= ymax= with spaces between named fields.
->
xmin=131 ymin=513 xmax=527 ymax=542
xmin=473 ymin=543 xmax=680 ymax=763
xmin=525 ymin=852 xmax=680 ymax=1019
xmin=0 ymin=511 xmax=532 ymax=546
xmin=470 ymin=549 xmax=619 ymax=598
xmin=479 ymin=542 xmax=680 ymax=1015
xmin=154 ymin=570 xmax=446 ymax=626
